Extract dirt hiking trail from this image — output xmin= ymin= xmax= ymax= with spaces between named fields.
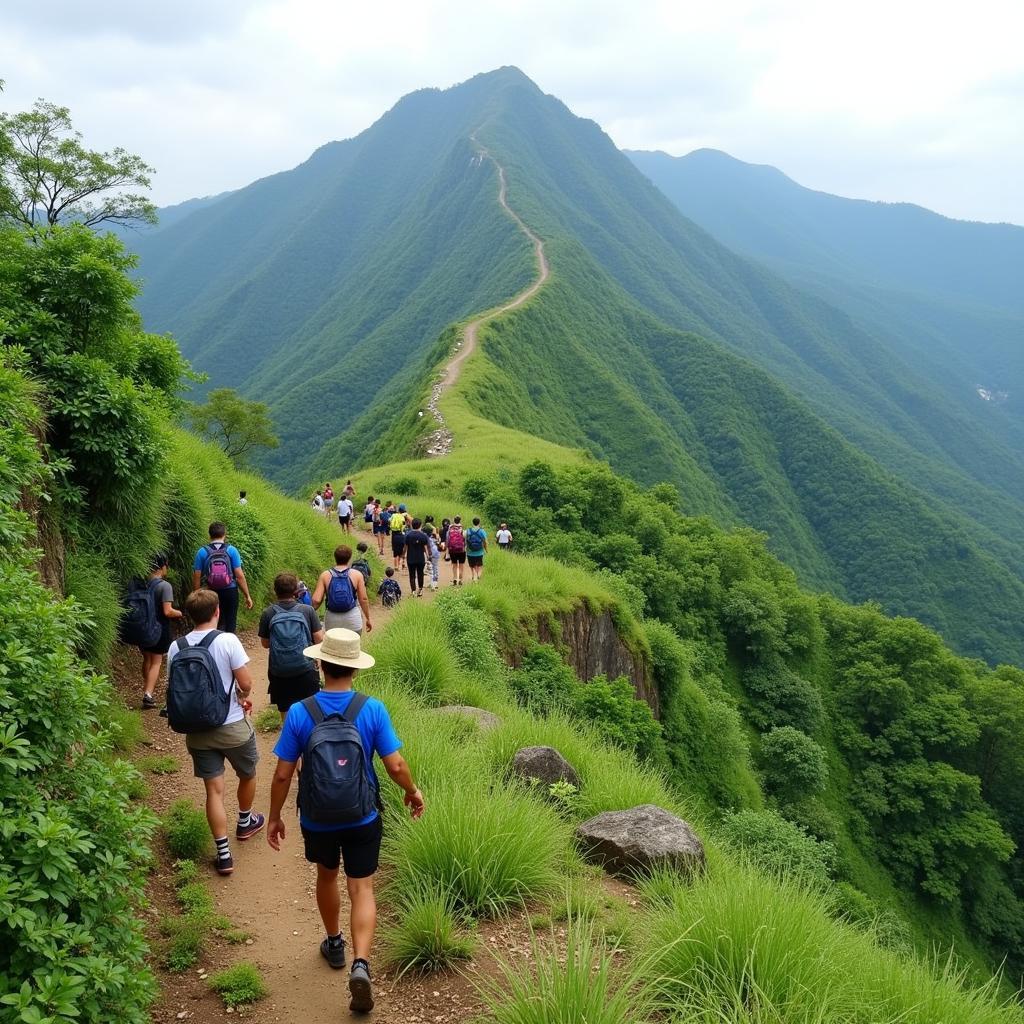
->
xmin=423 ymin=141 xmax=549 ymax=457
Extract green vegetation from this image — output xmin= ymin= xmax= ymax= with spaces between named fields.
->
xmin=382 ymin=883 xmax=476 ymax=974
xmin=207 ymin=963 xmax=268 ymax=1008
xmin=189 ymin=387 xmax=279 ymax=465
xmin=254 ymin=705 xmax=282 ymax=732
xmin=138 ymin=754 xmax=179 ymax=774
xmin=164 ymin=799 xmax=212 ymax=861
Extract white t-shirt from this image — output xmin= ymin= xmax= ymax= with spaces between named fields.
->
xmin=497 ymin=529 xmax=512 ymax=545
xmin=338 ymin=498 xmax=354 ymax=518
xmin=167 ymin=628 xmax=250 ymax=725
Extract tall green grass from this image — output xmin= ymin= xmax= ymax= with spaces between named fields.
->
xmin=382 ymin=881 xmax=476 ymax=974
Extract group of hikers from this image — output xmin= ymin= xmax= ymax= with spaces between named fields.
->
xmin=311 ymin=479 xmax=358 ymax=533
xmin=117 ymin=505 xmax=513 ymax=1013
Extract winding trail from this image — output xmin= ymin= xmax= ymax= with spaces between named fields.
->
xmin=422 ymin=142 xmax=549 ymax=457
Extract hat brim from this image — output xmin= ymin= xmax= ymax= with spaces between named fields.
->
xmin=303 ymin=642 xmax=376 ymax=670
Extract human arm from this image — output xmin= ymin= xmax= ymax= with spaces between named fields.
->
xmin=355 ymin=571 xmax=372 ymax=632
xmin=162 ymin=601 xmax=184 ymax=620
xmin=380 ymin=751 xmax=424 ymax=819
xmin=267 ymin=758 xmax=298 ymax=850
xmin=191 ymin=570 xmax=201 ymax=592
xmin=234 ymin=566 xmax=253 ymax=610
xmin=311 ymin=570 xmax=329 ymax=610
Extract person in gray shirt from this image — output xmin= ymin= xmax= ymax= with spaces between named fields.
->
xmin=141 ymin=553 xmax=184 ymax=709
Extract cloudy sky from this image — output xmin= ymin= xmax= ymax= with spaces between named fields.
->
xmin=2 ymin=0 xmax=1021 ymax=224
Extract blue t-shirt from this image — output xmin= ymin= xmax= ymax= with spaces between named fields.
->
xmin=273 ymin=690 xmax=402 ymax=831
xmin=193 ymin=542 xmax=242 ymax=589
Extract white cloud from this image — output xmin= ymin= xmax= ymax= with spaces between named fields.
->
xmin=1 ymin=0 xmax=1021 ymax=223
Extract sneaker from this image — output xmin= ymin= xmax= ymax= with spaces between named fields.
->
xmin=215 ymin=854 xmax=234 ymax=876
xmin=320 ymin=936 xmax=347 ymax=970
xmin=349 ymin=961 xmax=374 ymax=1013
xmin=142 ymin=693 xmax=157 ymax=710
xmin=236 ymin=812 xmax=266 ymax=841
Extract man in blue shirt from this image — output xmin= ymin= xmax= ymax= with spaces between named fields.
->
xmin=267 ymin=628 xmax=424 ymax=1014
xmin=192 ymin=521 xmax=253 ymax=633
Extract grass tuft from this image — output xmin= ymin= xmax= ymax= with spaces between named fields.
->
xmin=208 ymin=962 xmax=268 ymax=1007
xmin=383 ymin=882 xmax=476 ymax=974
xmin=164 ymin=799 xmax=211 ymax=861
xmin=138 ymin=754 xmax=179 ymax=775
xmin=254 ymin=705 xmax=282 ymax=733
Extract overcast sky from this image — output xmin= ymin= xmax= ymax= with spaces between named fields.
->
xmin=2 ymin=0 xmax=1021 ymax=224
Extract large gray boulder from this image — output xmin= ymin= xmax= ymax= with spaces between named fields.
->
xmin=434 ymin=705 xmax=501 ymax=731
xmin=575 ymin=804 xmax=705 ymax=879
xmin=511 ymin=746 xmax=580 ymax=790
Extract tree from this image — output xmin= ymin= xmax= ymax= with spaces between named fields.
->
xmin=190 ymin=388 xmax=279 ymax=465
xmin=0 ymin=99 xmax=156 ymax=231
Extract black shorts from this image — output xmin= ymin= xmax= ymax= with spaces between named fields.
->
xmin=391 ymin=535 xmax=406 ymax=555
xmin=141 ymin=621 xmax=172 ymax=655
xmin=468 ymin=555 xmax=484 ymax=568
xmin=340 ymin=515 xmax=351 ymax=526
xmin=449 ymin=551 xmax=466 ymax=564
xmin=301 ymin=815 xmax=383 ymax=877
xmin=268 ymin=667 xmax=320 ymax=713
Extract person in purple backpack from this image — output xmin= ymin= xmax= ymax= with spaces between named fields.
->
xmin=192 ymin=522 xmax=253 ymax=633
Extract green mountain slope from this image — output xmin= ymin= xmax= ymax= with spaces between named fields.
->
xmin=128 ymin=67 xmax=1024 ymax=664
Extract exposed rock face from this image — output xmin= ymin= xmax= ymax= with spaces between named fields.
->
xmin=520 ymin=606 xmax=658 ymax=717
xmin=511 ymin=746 xmax=580 ymax=789
xmin=434 ymin=705 xmax=501 ymax=730
xmin=575 ymin=804 xmax=705 ymax=878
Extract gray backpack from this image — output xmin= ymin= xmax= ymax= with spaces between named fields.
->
xmin=298 ymin=693 xmax=377 ymax=826
xmin=166 ymin=632 xmax=230 ymax=733
xmin=268 ymin=606 xmax=313 ymax=676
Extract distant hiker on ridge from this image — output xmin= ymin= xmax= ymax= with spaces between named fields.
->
xmin=192 ymin=522 xmax=253 ymax=634
xmin=267 ymin=628 xmax=424 ymax=1014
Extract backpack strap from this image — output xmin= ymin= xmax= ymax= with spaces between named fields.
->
xmin=342 ymin=691 xmax=370 ymax=724
xmin=197 ymin=630 xmax=220 ymax=650
xmin=174 ymin=636 xmax=191 ymax=654
xmin=302 ymin=695 xmax=325 ymax=725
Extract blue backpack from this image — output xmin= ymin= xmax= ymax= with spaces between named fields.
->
xmin=298 ymin=693 xmax=377 ymax=826
xmin=119 ymin=577 xmax=162 ymax=648
xmin=326 ymin=568 xmax=357 ymax=613
xmin=269 ymin=606 xmax=314 ymax=677
xmin=166 ymin=632 xmax=230 ymax=733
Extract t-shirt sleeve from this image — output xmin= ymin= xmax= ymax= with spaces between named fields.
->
xmin=156 ymin=580 xmax=174 ymax=604
xmin=257 ymin=607 xmax=273 ymax=639
xmin=304 ymin=606 xmax=322 ymax=633
xmin=273 ymin=705 xmax=305 ymax=762
xmin=229 ymin=546 xmax=242 ymax=570
xmin=225 ymin=633 xmax=250 ymax=670
xmin=371 ymin=702 xmax=402 ymax=759
xmin=192 ymin=547 xmax=206 ymax=572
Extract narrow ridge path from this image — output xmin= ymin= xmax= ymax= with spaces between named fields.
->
xmin=423 ymin=143 xmax=549 ymax=457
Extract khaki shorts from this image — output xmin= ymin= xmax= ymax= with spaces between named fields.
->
xmin=186 ymin=719 xmax=259 ymax=780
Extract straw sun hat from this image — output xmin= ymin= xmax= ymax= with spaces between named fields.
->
xmin=303 ymin=627 xmax=376 ymax=670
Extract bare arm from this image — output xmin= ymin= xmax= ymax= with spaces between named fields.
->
xmin=380 ymin=751 xmax=424 ymax=818
xmin=162 ymin=601 xmax=184 ymax=620
xmin=191 ymin=570 xmax=201 ymax=593
xmin=355 ymin=572 xmax=373 ymax=632
xmin=234 ymin=567 xmax=253 ymax=609
xmin=267 ymin=758 xmax=298 ymax=850
xmin=311 ymin=570 xmax=329 ymax=610
xmin=232 ymin=664 xmax=253 ymax=696
xmin=311 ymin=626 xmax=325 ymax=643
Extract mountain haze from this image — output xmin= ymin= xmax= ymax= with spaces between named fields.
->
xmin=128 ymin=68 xmax=1024 ymax=664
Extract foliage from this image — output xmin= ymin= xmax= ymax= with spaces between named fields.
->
xmin=254 ymin=706 xmax=282 ymax=733
xmin=758 ymin=726 xmax=829 ymax=801
xmin=207 ymin=963 xmax=268 ymax=1008
xmin=189 ymin=387 xmax=279 ymax=466
xmin=717 ymin=808 xmax=836 ymax=884
xmin=382 ymin=882 xmax=476 ymax=974
xmin=0 ymin=99 xmax=156 ymax=229
xmin=743 ymin=656 xmax=825 ymax=735
xmin=138 ymin=755 xmax=178 ymax=775
xmin=164 ymin=799 xmax=212 ymax=861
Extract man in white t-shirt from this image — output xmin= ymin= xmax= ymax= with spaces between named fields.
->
xmin=496 ymin=523 xmax=513 ymax=550
xmin=167 ymin=588 xmax=264 ymax=875
xmin=337 ymin=496 xmax=355 ymax=534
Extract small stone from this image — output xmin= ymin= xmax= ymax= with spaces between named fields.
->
xmin=245 ymin=938 xmax=254 ymax=945
xmin=177 ymin=1013 xmax=189 ymax=1020
xmin=434 ymin=705 xmax=501 ymax=730
xmin=510 ymin=746 xmax=580 ymax=790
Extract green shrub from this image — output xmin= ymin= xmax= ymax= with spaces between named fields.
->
xmin=173 ymin=859 xmax=199 ymax=887
xmin=717 ymin=808 xmax=835 ymax=884
xmin=207 ymin=963 xmax=268 ymax=1008
xmin=104 ymin=701 xmax=145 ymax=753
xmin=744 ymin=657 xmax=825 ymax=735
xmin=64 ymin=548 xmax=123 ymax=665
xmin=367 ymin=604 xmax=460 ymax=702
xmin=138 ymin=754 xmax=179 ymax=774
xmin=254 ymin=705 xmax=282 ymax=733
xmin=163 ymin=919 xmax=206 ymax=973
xmin=177 ymin=881 xmax=215 ymax=919
xmin=385 ymin=783 xmax=568 ymax=916
xmin=164 ymin=799 xmax=211 ymax=861
xmin=759 ymin=726 xmax=829 ymax=801
xmin=382 ymin=883 xmax=476 ymax=974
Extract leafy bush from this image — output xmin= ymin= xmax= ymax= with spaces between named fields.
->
xmin=254 ymin=706 xmax=282 ymax=733
xmin=104 ymin=701 xmax=145 ymax=753
xmin=163 ymin=918 xmax=206 ymax=972
xmin=382 ymin=883 xmax=476 ymax=974
xmin=717 ymin=808 xmax=835 ymax=884
xmin=164 ymin=799 xmax=211 ymax=861
xmin=743 ymin=657 xmax=825 ymax=735
xmin=571 ymin=674 xmax=667 ymax=767
xmin=759 ymin=726 xmax=829 ymax=801
xmin=63 ymin=548 xmax=122 ymax=665
xmin=207 ymin=963 xmax=268 ymax=1008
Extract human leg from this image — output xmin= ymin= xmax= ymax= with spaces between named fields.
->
xmin=142 ymin=652 xmax=162 ymax=699
xmin=346 ymin=875 xmax=377 ymax=961
xmin=316 ymin=864 xmax=343 ymax=935
xmin=218 ymin=587 xmax=240 ymax=633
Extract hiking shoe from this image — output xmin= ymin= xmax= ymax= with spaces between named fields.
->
xmin=349 ymin=961 xmax=374 ymax=1013
xmin=215 ymin=854 xmax=234 ymax=876
xmin=236 ymin=812 xmax=266 ymax=841
xmin=320 ymin=936 xmax=346 ymax=970
xmin=142 ymin=693 xmax=157 ymax=710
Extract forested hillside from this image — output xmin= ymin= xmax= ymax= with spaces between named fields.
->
xmin=125 ymin=68 xmax=1024 ymax=665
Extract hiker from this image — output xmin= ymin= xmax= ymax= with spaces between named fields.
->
xmin=446 ymin=515 xmax=467 ymax=584
xmin=351 ymin=541 xmax=372 ymax=585
xmin=363 ymin=496 xmax=375 ymax=530
xmin=167 ymin=588 xmax=265 ymax=876
xmin=466 ymin=517 xmax=488 ymax=582
xmin=133 ymin=553 xmax=185 ymax=710
xmin=312 ymin=490 xmax=325 ymax=516
xmin=404 ymin=518 xmax=430 ymax=597
xmin=259 ymin=572 xmax=325 ymax=721
xmin=267 ymin=628 xmax=424 ymax=1014
xmin=323 ymin=483 xmax=335 ymax=519
xmin=343 ymin=479 xmax=357 ymax=500
xmin=192 ymin=522 xmax=253 ymax=633
xmin=390 ymin=506 xmax=407 ymax=570
xmin=496 ymin=522 xmax=513 ymax=551
xmin=378 ymin=567 xmax=402 ymax=609
xmin=295 ymin=579 xmax=314 ymax=606
xmin=371 ymin=500 xmax=385 ymax=555
xmin=337 ymin=493 xmax=354 ymax=534
xmin=440 ymin=518 xmax=451 ymax=560
xmin=424 ymin=518 xmax=442 ymax=590
xmin=238 ymin=490 xmax=248 ymax=506
xmin=312 ymin=545 xmax=373 ymax=634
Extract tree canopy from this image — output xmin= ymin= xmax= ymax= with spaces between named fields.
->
xmin=190 ymin=388 xmax=279 ymax=465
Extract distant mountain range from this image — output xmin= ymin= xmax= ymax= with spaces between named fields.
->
xmin=125 ymin=67 xmax=1024 ymax=665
